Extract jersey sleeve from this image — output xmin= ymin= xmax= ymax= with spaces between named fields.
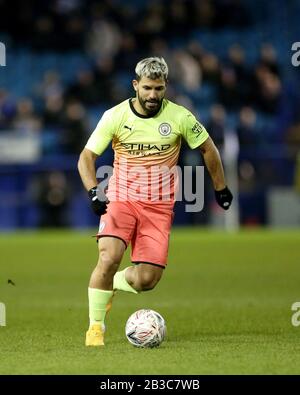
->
xmin=180 ymin=110 xmax=209 ymax=149
xmin=85 ymin=109 xmax=115 ymax=155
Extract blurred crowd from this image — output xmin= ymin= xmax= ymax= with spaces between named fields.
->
xmin=0 ymin=1 xmax=298 ymax=146
xmin=0 ymin=40 xmax=290 ymax=141
xmin=0 ymin=0 xmax=252 ymax=51
xmin=0 ymin=0 xmax=299 ymax=192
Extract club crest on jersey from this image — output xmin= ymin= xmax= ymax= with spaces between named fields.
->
xmin=159 ymin=123 xmax=171 ymax=136
xmin=99 ymin=221 xmax=106 ymax=233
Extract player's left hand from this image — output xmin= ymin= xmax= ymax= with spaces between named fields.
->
xmin=215 ymin=186 xmax=233 ymax=210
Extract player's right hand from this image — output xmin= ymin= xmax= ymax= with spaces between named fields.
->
xmin=88 ymin=186 xmax=109 ymax=216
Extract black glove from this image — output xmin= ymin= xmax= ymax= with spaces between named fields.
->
xmin=88 ymin=186 xmax=109 ymax=216
xmin=215 ymin=186 xmax=233 ymax=210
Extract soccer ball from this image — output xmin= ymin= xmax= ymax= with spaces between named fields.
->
xmin=125 ymin=309 xmax=166 ymax=348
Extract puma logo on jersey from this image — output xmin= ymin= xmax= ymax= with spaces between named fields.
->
xmin=124 ymin=125 xmax=132 ymax=131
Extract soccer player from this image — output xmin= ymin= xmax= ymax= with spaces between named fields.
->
xmin=78 ymin=57 xmax=233 ymax=346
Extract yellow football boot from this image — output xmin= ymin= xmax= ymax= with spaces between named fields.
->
xmin=85 ymin=324 xmax=105 ymax=346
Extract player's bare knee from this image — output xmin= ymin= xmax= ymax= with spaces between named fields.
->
xmin=133 ymin=264 xmax=164 ymax=291
xmin=98 ymin=247 xmax=121 ymax=272
xmin=138 ymin=272 xmax=160 ymax=291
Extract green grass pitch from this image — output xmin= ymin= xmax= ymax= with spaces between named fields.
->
xmin=0 ymin=228 xmax=300 ymax=374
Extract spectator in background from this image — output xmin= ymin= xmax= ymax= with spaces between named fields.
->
xmin=187 ymin=40 xmax=205 ymax=64
xmin=166 ymin=0 xmax=190 ymax=37
xmin=66 ymin=69 xmax=102 ymax=106
xmin=60 ymin=100 xmax=87 ymax=154
xmin=207 ymin=104 xmax=226 ymax=150
xmin=113 ymin=33 xmax=140 ymax=72
xmin=36 ymin=171 xmax=70 ymax=227
xmin=238 ymin=160 xmax=257 ymax=192
xmin=237 ymin=106 xmax=260 ymax=147
xmin=62 ymin=13 xmax=86 ymax=50
xmin=149 ymin=39 xmax=173 ymax=75
xmin=218 ymin=66 xmax=240 ymax=109
xmin=42 ymin=93 xmax=64 ymax=128
xmin=13 ymin=98 xmax=42 ymax=133
xmin=31 ymin=15 xmax=57 ymax=51
xmin=227 ymin=44 xmax=252 ymax=103
xmin=259 ymin=43 xmax=280 ymax=77
xmin=228 ymin=44 xmax=246 ymax=78
xmin=237 ymin=107 xmax=260 ymax=191
xmin=200 ymin=52 xmax=220 ymax=85
xmin=54 ymin=0 xmax=83 ymax=15
xmin=86 ymin=16 xmax=121 ymax=58
xmin=192 ymin=0 xmax=215 ymax=28
xmin=92 ymin=57 xmax=115 ymax=105
xmin=172 ymin=50 xmax=202 ymax=93
xmin=34 ymin=71 xmax=64 ymax=102
xmin=286 ymin=117 xmax=300 ymax=159
xmin=252 ymin=66 xmax=282 ymax=114
xmin=214 ymin=0 xmax=251 ymax=28
xmin=0 ymin=89 xmax=16 ymax=130
xmin=135 ymin=2 xmax=166 ymax=47
xmin=259 ymin=71 xmax=282 ymax=114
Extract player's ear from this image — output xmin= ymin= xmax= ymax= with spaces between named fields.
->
xmin=132 ymin=79 xmax=138 ymax=92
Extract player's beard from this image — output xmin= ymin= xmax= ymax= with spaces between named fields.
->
xmin=137 ymin=92 xmax=163 ymax=116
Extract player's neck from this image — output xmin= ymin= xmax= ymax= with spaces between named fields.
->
xmin=130 ymin=98 xmax=162 ymax=118
xmin=131 ymin=98 xmax=148 ymax=116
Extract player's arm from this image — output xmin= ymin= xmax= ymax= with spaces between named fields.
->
xmin=180 ymin=108 xmax=233 ymax=210
xmin=78 ymin=148 xmax=109 ymax=216
xmin=199 ymin=137 xmax=225 ymax=190
xmin=199 ymin=137 xmax=233 ymax=210
xmin=78 ymin=148 xmax=99 ymax=192
xmin=78 ymin=109 xmax=115 ymax=216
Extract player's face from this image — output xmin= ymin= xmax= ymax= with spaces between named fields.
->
xmin=133 ymin=77 xmax=167 ymax=116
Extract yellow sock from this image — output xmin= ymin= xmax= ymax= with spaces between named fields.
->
xmin=113 ymin=267 xmax=138 ymax=294
xmin=88 ymin=287 xmax=114 ymax=326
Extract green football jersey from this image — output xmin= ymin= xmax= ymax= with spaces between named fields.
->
xmin=85 ymin=98 xmax=209 ymax=201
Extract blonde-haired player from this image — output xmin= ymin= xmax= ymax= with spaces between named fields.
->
xmin=78 ymin=57 xmax=233 ymax=346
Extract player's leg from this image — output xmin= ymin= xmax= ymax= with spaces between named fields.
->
xmin=89 ymin=236 xmax=125 ymax=289
xmin=86 ymin=236 xmax=125 ymax=346
xmin=113 ymin=266 xmax=140 ymax=294
xmin=86 ymin=201 xmax=137 ymax=346
xmin=124 ymin=263 xmax=164 ymax=292
xmin=113 ymin=203 xmax=173 ymax=294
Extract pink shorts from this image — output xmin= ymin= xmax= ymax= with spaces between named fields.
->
xmin=96 ymin=201 xmax=174 ymax=268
